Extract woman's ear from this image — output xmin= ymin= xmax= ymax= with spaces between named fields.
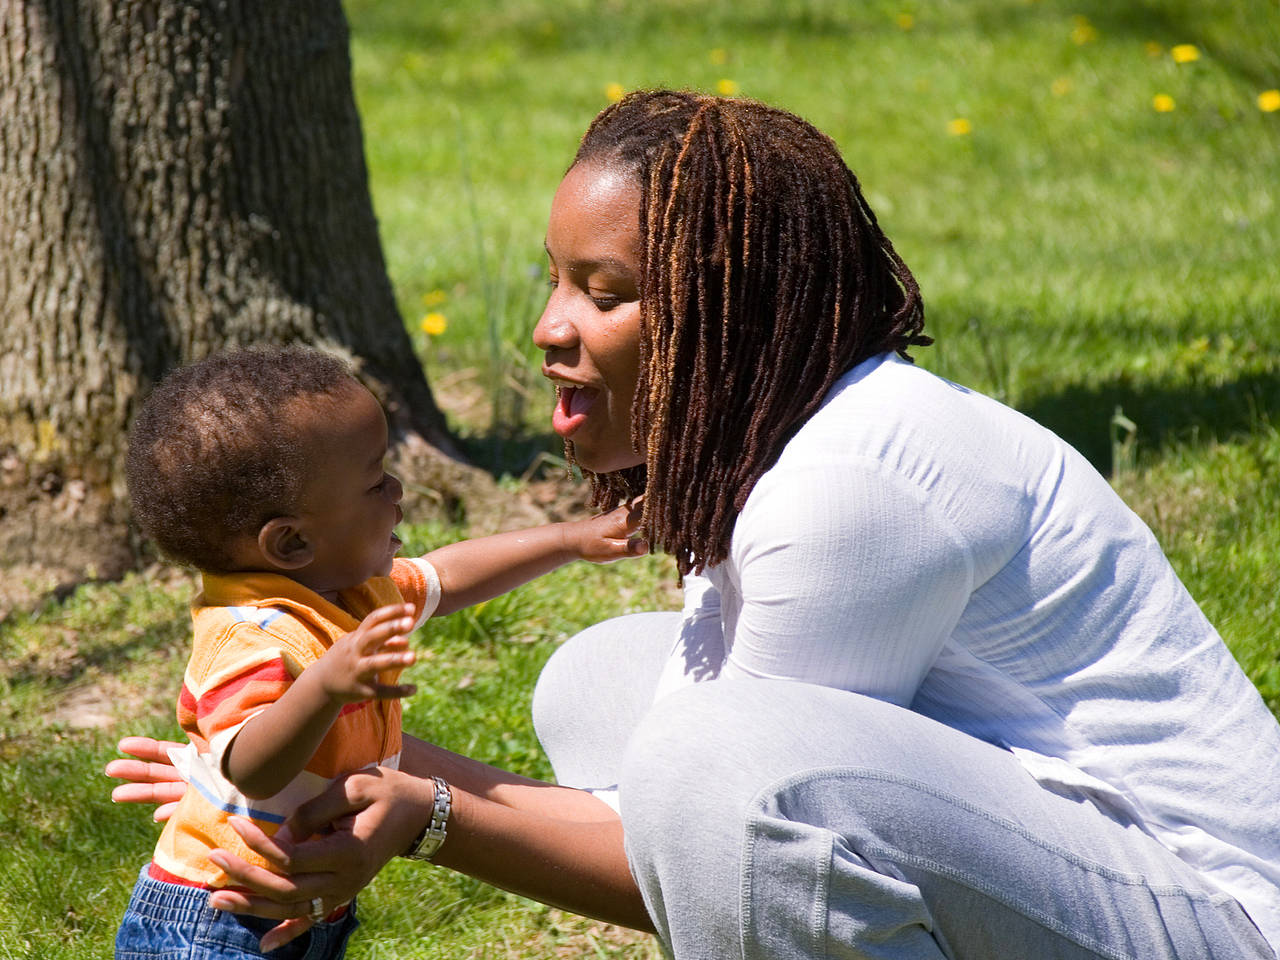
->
xmin=257 ymin=517 xmax=314 ymax=571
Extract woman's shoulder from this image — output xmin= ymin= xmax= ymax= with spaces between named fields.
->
xmin=782 ymin=352 xmax=1048 ymax=471
xmin=751 ymin=352 xmax=1098 ymax=554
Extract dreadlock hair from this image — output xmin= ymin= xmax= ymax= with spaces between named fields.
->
xmin=567 ymin=89 xmax=930 ymax=576
xmin=126 ymin=347 xmax=358 ymax=572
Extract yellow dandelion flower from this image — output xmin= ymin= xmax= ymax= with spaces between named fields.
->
xmin=420 ymin=312 xmax=447 ymax=336
xmin=895 ymin=12 xmax=915 ymax=30
xmin=1070 ymin=16 xmax=1098 ymax=45
xmin=1051 ymin=76 xmax=1072 ymax=97
xmin=1171 ymin=44 xmax=1200 ymax=64
xmin=716 ymin=78 xmax=739 ymax=96
xmin=421 ymin=288 xmax=447 ymax=307
xmin=1258 ymin=89 xmax=1280 ymax=113
xmin=709 ymin=47 xmax=728 ymax=65
xmin=605 ymin=82 xmax=625 ymax=102
xmin=946 ymin=117 xmax=972 ymax=136
xmin=1144 ymin=41 xmax=1163 ymax=57
xmin=1152 ymin=93 xmax=1176 ymax=112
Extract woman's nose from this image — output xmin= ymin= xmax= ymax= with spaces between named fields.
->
xmin=532 ymin=295 xmax=577 ymax=352
xmin=385 ymin=475 xmax=404 ymax=504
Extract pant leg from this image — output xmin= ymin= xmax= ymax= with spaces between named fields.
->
xmin=618 ymin=679 xmax=1273 ymax=960
xmin=115 ymin=865 xmax=359 ymax=959
xmin=532 ymin=611 xmax=680 ymax=792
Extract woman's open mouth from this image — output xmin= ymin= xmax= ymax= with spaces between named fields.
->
xmin=552 ymin=385 xmax=599 ymax=438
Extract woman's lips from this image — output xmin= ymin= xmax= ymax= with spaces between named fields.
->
xmin=552 ymin=385 xmax=598 ymax=438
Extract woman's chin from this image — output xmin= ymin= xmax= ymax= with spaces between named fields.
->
xmin=573 ymin=446 xmax=645 ymax=476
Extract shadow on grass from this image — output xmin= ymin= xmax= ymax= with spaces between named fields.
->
xmin=1018 ymin=369 xmax=1279 ymax=474
xmin=451 ymin=362 xmax=1280 ymax=483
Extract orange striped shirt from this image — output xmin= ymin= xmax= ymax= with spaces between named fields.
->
xmin=150 ymin=558 xmax=439 ymax=888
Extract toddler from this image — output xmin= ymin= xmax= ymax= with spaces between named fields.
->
xmin=114 ymin=347 xmax=643 ymax=959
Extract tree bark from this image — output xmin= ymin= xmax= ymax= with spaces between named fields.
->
xmin=0 ymin=0 xmax=513 ymax=613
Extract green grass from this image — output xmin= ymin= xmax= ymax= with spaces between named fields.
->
xmin=3 ymin=0 xmax=1279 ymax=956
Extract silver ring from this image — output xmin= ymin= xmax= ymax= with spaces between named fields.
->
xmin=307 ymin=896 xmax=326 ymax=923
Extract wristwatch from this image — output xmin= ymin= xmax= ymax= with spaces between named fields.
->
xmin=402 ymin=776 xmax=452 ymax=861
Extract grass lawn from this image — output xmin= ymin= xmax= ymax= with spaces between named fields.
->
xmin=2 ymin=0 xmax=1277 ymax=957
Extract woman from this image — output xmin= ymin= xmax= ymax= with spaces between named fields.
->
xmin=109 ymin=90 xmax=1280 ymax=958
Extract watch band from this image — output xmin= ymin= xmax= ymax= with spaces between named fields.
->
xmin=402 ymin=775 xmax=452 ymax=861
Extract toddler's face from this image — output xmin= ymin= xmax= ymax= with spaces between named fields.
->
xmin=287 ymin=382 xmax=404 ymax=598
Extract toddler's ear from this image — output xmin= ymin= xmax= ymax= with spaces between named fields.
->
xmin=257 ymin=517 xmax=314 ymax=570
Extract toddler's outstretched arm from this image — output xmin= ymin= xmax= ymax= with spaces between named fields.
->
xmin=425 ymin=501 xmax=646 ymax=617
xmin=224 ymin=604 xmax=417 ymax=798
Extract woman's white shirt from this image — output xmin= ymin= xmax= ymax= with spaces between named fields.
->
xmin=656 ymin=352 xmax=1280 ymax=948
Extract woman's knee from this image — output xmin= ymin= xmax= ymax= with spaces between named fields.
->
xmin=618 ymin=684 xmax=767 ymax=866
xmin=532 ymin=613 xmax=679 ymax=783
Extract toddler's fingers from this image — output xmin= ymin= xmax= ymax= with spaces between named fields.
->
xmin=369 ymin=682 xmax=417 ymax=700
xmin=355 ymin=616 xmax=416 ymax=654
xmin=358 ymin=603 xmax=415 ymax=629
xmin=358 ymin=651 xmax=416 ymax=675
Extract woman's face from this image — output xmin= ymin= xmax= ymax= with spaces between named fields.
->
xmin=533 ymin=161 xmax=646 ymax=474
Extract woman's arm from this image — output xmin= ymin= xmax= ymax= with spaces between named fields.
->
xmin=206 ymin=734 xmax=652 ymax=950
xmin=426 ymin=502 xmax=645 ymax=616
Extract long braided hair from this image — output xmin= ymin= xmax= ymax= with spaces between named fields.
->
xmin=569 ymin=89 xmax=930 ymax=576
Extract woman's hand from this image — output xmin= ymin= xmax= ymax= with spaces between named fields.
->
xmin=207 ymin=765 xmax=434 ymax=952
xmin=104 ymin=736 xmax=188 ymax=822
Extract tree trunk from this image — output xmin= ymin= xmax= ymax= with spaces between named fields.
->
xmin=0 ymin=0 xmax=516 ymax=613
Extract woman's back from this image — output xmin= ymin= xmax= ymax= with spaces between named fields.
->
xmin=703 ymin=352 xmax=1280 ymax=942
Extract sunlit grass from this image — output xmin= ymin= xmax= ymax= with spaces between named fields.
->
xmin=3 ymin=0 xmax=1278 ymax=956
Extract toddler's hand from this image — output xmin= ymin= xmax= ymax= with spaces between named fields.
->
xmin=572 ymin=500 xmax=648 ymax=564
xmin=314 ymin=604 xmax=417 ymax=703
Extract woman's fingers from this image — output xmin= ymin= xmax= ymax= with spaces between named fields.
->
xmin=225 ymin=816 xmax=293 ymax=868
xmin=105 ymin=740 xmax=188 ymax=821
xmin=105 ymin=757 xmax=186 ymax=786
xmin=209 ymin=835 xmax=366 ymax=911
xmin=258 ymin=917 xmax=315 ymax=953
xmin=207 ymin=847 xmax=306 ymax=899
xmin=116 ymin=736 xmax=187 ymax=765
xmin=153 ymin=800 xmax=181 ymax=822
xmin=109 ymin=779 xmax=186 ymax=805
xmin=224 ymin=812 xmax=365 ymax=877
xmin=208 ymin=887 xmax=320 ymax=918
xmin=284 ymin=774 xmax=374 ymax=844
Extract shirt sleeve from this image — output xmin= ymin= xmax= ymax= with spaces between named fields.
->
xmin=181 ymin=623 xmax=302 ymax=776
xmin=391 ymin=557 xmax=442 ymax=629
xmin=721 ymin=456 xmax=974 ymax=706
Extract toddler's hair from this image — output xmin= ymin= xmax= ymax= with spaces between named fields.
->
xmin=126 ymin=347 xmax=356 ymax=571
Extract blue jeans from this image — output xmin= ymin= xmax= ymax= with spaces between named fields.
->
xmin=116 ymin=866 xmax=358 ymax=960
xmin=533 ymin=613 xmax=1276 ymax=960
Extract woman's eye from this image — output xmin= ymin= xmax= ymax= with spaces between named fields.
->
xmin=590 ymin=293 xmax=621 ymax=310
